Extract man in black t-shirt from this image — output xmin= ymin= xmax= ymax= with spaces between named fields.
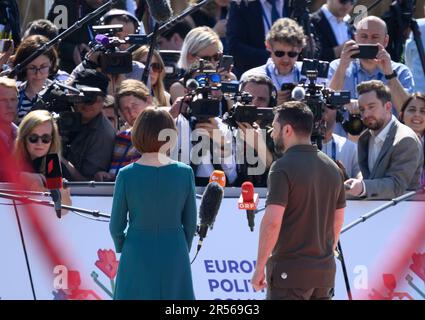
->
xmin=251 ymin=101 xmax=346 ymax=300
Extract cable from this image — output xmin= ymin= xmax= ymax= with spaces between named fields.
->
xmin=12 ymin=200 xmax=37 ymax=300
xmin=191 ymin=249 xmax=200 ymax=265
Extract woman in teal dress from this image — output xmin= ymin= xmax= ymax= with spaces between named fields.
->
xmin=110 ymin=107 xmax=197 ymax=300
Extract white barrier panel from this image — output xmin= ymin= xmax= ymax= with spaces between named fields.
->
xmin=0 ymin=195 xmax=424 ymax=300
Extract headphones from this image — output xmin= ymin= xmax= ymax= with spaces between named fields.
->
xmin=100 ymin=9 xmax=141 ymax=34
xmin=240 ymin=75 xmax=277 ymax=108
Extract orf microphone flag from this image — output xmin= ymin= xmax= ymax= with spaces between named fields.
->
xmin=238 ymin=181 xmax=259 ymax=231
xmin=209 ymin=170 xmax=226 ymax=188
xmin=45 ymin=154 xmax=63 ymax=219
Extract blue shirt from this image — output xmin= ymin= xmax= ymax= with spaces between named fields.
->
xmin=405 ymin=18 xmax=425 ymax=94
xmin=327 ymin=58 xmax=415 ymax=99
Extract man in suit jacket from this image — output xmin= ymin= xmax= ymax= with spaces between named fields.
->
xmin=227 ymin=0 xmax=290 ymax=77
xmin=345 ymin=80 xmax=423 ymax=200
xmin=310 ymin=0 xmax=355 ymax=62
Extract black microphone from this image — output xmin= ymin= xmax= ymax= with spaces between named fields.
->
xmin=197 ymin=181 xmax=223 ymax=252
xmin=45 ymin=154 xmax=63 ymax=219
xmin=145 ymin=0 xmax=173 ymax=24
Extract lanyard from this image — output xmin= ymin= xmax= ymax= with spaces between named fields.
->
xmin=266 ymin=63 xmax=300 ymax=89
xmin=353 ymin=62 xmax=385 ymax=97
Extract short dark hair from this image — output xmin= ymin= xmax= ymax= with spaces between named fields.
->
xmin=240 ymin=74 xmax=274 ymax=98
xmin=357 ymin=80 xmax=392 ymax=105
xmin=23 ymin=19 xmax=58 ymax=40
xmin=132 ymin=107 xmax=177 ymax=153
xmin=274 ymin=101 xmax=313 ymax=137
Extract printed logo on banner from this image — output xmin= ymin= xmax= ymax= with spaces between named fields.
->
xmin=369 ymin=252 xmax=425 ymax=300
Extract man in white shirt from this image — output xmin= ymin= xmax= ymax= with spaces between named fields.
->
xmin=345 ymin=80 xmax=423 ymax=199
xmin=310 ymin=0 xmax=355 ymax=62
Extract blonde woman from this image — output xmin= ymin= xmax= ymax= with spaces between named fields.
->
xmin=133 ymin=45 xmax=171 ymax=106
xmin=15 ymin=110 xmax=71 ymax=209
xmin=170 ymin=26 xmax=235 ymax=102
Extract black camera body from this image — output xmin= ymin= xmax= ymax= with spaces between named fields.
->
xmin=223 ymin=92 xmax=274 ymax=129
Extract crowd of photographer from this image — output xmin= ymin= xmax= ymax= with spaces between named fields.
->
xmin=0 ymin=0 xmax=424 ymax=200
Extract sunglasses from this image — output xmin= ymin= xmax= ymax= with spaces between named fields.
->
xmin=27 ymin=133 xmax=52 ymax=144
xmin=142 ymin=62 xmax=163 ymax=73
xmin=339 ymin=0 xmax=356 ymax=4
xmin=197 ymin=52 xmax=223 ymax=62
xmin=273 ymin=50 xmax=299 ymax=58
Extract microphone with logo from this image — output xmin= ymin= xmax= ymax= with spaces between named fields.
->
xmin=45 ymin=154 xmax=63 ymax=219
xmin=196 ymin=171 xmax=225 ymax=254
xmin=238 ymin=181 xmax=259 ymax=231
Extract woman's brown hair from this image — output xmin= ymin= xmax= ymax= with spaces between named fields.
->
xmin=12 ymin=35 xmax=58 ymax=82
xmin=131 ymin=107 xmax=177 ymax=154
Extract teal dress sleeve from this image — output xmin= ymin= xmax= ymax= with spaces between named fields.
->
xmin=181 ymin=167 xmax=197 ymax=251
xmin=109 ymin=170 xmax=128 ymax=253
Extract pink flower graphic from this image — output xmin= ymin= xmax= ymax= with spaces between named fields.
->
xmin=95 ymin=249 xmax=119 ymax=280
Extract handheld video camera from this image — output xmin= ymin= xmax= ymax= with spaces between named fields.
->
xmin=87 ymin=25 xmax=148 ymax=74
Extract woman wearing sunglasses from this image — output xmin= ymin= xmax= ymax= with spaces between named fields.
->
xmin=14 ymin=110 xmax=71 ymax=209
xmin=133 ymin=45 xmax=171 ymax=106
xmin=240 ymin=18 xmax=307 ymax=106
xmin=170 ymin=26 xmax=235 ymax=103
xmin=12 ymin=35 xmax=60 ymax=124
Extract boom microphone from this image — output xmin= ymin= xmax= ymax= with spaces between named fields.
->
xmin=45 ymin=154 xmax=63 ymax=219
xmin=145 ymin=0 xmax=173 ymax=24
xmin=197 ymin=181 xmax=223 ymax=251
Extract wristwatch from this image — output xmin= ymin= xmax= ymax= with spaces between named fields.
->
xmin=384 ymin=70 xmax=397 ymax=80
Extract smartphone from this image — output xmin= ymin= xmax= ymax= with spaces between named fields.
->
xmin=218 ymin=55 xmax=234 ymax=71
xmin=281 ymin=83 xmax=296 ymax=92
xmin=0 ymin=39 xmax=12 ymax=53
xmin=351 ymin=44 xmax=379 ymax=59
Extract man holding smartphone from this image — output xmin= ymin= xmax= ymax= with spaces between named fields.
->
xmin=240 ymin=18 xmax=307 ymax=107
xmin=328 ymin=16 xmax=413 ymax=113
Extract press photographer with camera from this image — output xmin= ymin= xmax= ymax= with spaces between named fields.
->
xmin=61 ymin=69 xmax=115 ymax=181
xmin=170 ymin=26 xmax=235 ymax=103
xmin=168 ymin=66 xmax=238 ymax=186
xmin=232 ymin=74 xmax=276 ymax=187
xmin=328 ymin=16 xmax=414 ymax=113
xmin=241 ymin=18 xmax=315 ymax=107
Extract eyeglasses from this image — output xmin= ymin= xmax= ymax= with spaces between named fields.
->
xmin=196 ymin=52 xmax=223 ymax=62
xmin=26 ymin=65 xmax=50 ymax=75
xmin=143 ymin=62 xmax=163 ymax=73
xmin=27 ymin=133 xmax=52 ymax=144
xmin=273 ymin=50 xmax=299 ymax=58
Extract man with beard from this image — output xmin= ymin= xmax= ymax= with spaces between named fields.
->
xmin=344 ymin=80 xmax=423 ymax=200
xmin=251 ymin=101 xmax=346 ymax=300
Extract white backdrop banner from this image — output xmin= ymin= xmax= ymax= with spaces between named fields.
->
xmin=0 ymin=194 xmax=424 ymax=300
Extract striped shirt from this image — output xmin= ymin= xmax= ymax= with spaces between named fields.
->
xmin=108 ymin=129 xmax=141 ymax=177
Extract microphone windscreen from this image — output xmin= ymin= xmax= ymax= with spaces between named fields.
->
xmin=186 ymin=79 xmax=199 ymax=91
xmin=241 ymin=181 xmax=254 ymax=202
xmin=199 ymin=182 xmax=223 ymax=226
xmin=291 ymin=86 xmax=306 ymax=101
xmin=145 ymin=0 xmax=173 ymax=23
xmin=95 ymin=34 xmax=110 ymax=46
xmin=45 ymin=154 xmax=63 ymax=190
